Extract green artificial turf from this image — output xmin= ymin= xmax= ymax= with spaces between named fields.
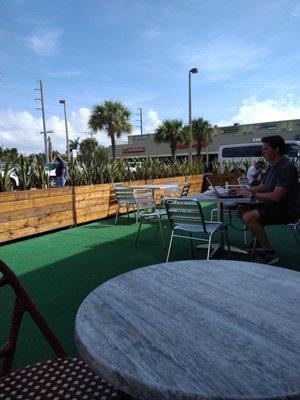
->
xmin=0 ymin=203 xmax=299 ymax=372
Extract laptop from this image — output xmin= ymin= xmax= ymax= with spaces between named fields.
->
xmin=206 ymin=176 xmax=244 ymax=199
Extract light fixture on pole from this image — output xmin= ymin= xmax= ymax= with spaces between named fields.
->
xmin=59 ymin=99 xmax=70 ymax=161
xmin=188 ymin=67 xmax=198 ymax=163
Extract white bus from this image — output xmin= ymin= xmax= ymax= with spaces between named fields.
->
xmin=218 ymin=141 xmax=300 ymax=173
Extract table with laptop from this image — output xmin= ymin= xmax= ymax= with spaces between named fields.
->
xmin=187 ymin=177 xmax=252 ymax=256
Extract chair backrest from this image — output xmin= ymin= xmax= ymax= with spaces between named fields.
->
xmin=180 ymin=182 xmax=191 ymax=197
xmin=134 ymin=188 xmax=156 ymax=211
xmin=113 ymin=184 xmax=135 ymax=203
xmin=0 ymin=260 xmax=67 ymax=377
xmin=238 ymin=177 xmax=250 ymax=188
xmin=164 ymin=198 xmax=207 ymax=233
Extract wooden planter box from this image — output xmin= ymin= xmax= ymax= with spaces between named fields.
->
xmin=0 ymin=174 xmax=207 ymax=244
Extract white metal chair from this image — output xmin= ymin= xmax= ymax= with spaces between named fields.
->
xmin=134 ymin=189 xmax=167 ymax=247
xmin=164 ymin=198 xmax=230 ymax=261
xmin=113 ymin=184 xmax=138 ymax=224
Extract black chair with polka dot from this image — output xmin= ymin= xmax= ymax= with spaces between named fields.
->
xmin=0 ymin=259 xmax=127 ymax=400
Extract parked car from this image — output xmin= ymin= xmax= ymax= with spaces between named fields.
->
xmin=0 ymin=162 xmax=19 ymax=191
xmin=44 ymin=162 xmax=59 ymax=188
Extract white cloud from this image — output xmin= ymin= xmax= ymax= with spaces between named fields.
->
xmin=178 ymin=38 xmax=269 ymax=82
xmin=217 ymin=95 xmax=300 ymax=126
xmin=47 ymin=70 xmax=84 ymax=78
xmin=0 ymin=107 xmax=111 ymax=154
xmin=24 ymin=29 xmax=62 ymax=56
xmin=145 ymin=109 xmax=161 ymax=133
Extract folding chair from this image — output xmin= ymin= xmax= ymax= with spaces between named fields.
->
xmin=113 ymin=184 xmax=137 ymax=223
xmin=164 ymin=198 xmax=230 ymax=262
xmin=134 ymin=189 xmax=167 ymax=247
xmin=0 ymin=259 xmax=124 ymax=399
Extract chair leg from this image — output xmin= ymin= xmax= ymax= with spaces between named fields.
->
xmin=189 ymin=232 xmax=194 ymax=258
xmin=115 ymin=205 xmax=120 ymax=224
xmin=156 ymin=218 xmax=166 ymax=248
xmin=166 ymin=231 xmax=175 ymax=262
xmin=243 ymin=227 xmax=248 ymax=245
xmin=135 ymin=219 xmax=143 ymax=243
xmin=250 ymin=237 xmax=257 ymax=259
xmin=207 ymin=233 xmax=213 ymax=260
xmin=224 ymin=227 xmax=231 ymax=251
xmin=291 ymin=228 xmax=300 ymax=245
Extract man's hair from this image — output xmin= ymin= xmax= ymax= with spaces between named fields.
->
xmin=261 ymin=135 xmax=286 ymax=155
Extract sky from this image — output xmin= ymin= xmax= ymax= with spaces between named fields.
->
xmin=1 ymin=0 xmax=300 ymax=154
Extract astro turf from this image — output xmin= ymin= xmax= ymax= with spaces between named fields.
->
xmin=0 ymin=202 xmax=299 ymax=372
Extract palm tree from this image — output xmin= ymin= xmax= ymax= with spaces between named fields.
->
xmin=88 ymin=100 xmax=132 ymax=160
xmin=154 ymin=119 xmax=186 ymax=161
xmin=69 ymin=137 xmax=80 ymax=152
xmin=192 ymin=118 xmax=213 ymax=159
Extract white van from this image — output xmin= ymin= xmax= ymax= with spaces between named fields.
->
xmin=218 ymin=141 xmax=300 ymax=172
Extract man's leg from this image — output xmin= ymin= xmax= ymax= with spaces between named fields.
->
xmin=242 ymin=209 xmax=273 ymax=251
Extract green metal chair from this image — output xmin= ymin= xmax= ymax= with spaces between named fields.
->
xmin=165 ymin=198 xmax=230 ymax=262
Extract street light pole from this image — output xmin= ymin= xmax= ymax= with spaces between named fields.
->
xmin=59 ymin=99 xmax=70 ymax=161
xmin=188 ymin=67 xmax=198 ymax=163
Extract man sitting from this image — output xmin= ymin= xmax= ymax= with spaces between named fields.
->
xmin=231 ymin=135 xmax=299 ymax=265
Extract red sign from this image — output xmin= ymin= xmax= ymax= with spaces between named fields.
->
xmin=123 ymin=147 xmax=145 ymax=154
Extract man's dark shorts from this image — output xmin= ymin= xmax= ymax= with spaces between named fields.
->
xmin=250 ymin=203 xmax=299 ymax=226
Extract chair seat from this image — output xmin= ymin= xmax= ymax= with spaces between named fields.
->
xmin=0 ymin=357 xmax=123 ymax=400
xmin=174 ymin=221 xmax=224 ymax=233
xmin=140 ymin=209 xmax=167 ymax=219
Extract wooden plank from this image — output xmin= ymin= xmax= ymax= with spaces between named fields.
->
xmin=0 ymin=194 xmax=72 ymax=213
xmin=0 ymin=202 xmax=73 ymax=223
xmin=0 ymin=218 xmax=74 ymax=243
xmin=0 ymin=187 xmax=71 ymax=202
xmin=0 ymin=210 xmax=73 ymax=233
xmin=74 ymin=184 xmax=112 ymax=195
xmin=76 ymin=211 xmax=115 ymax=224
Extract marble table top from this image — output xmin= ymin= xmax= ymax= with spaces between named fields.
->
xmin=75 ymin=260 xmax=300 ymax=400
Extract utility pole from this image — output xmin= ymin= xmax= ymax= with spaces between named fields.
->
xmin=47 ymin=135 xmax=53 ymax=162
xmin=59 ymin=99 xmax=70 ymax=161
xmin=40 ymin=130 xmax=53 ymax=162
xmin=135 ymin=108 xmax=143 ymax=135
xmin=35 ymin=80 xmax=49 ymax=163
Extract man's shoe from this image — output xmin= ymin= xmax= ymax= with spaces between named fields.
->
xmin=255 ymin=250 xmax=279 ymax=265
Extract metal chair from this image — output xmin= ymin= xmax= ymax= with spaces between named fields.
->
xmin=288 ymin=218 xmax=300 ymax=244
xmin=113 ymin=184 xmax=137 ymax=223
xmin=0 ymin=259 xmax=124 ymax=399
xmin=180 ymin=182 xmax=191 ymax=197
xmin=134 ymin=189 xmax=167 ymax=247
xmin=164 ymin=198 xmax=230 ymax=261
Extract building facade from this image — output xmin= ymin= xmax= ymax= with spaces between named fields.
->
xmin=111 ymin=119 xmax=300 ymax=162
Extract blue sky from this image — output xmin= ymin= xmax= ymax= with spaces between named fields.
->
xmin=1 ymin=0 xmax=300 ymax=154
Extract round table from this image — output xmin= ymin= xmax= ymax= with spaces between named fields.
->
xmin=75 ymin=260 xmax=300 ymax=400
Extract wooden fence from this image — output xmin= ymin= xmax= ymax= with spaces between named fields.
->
xmin=0 ymin=174 xmax=241 ymax=244
xmin=0 ymin=175 xmax=208 ymax=244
